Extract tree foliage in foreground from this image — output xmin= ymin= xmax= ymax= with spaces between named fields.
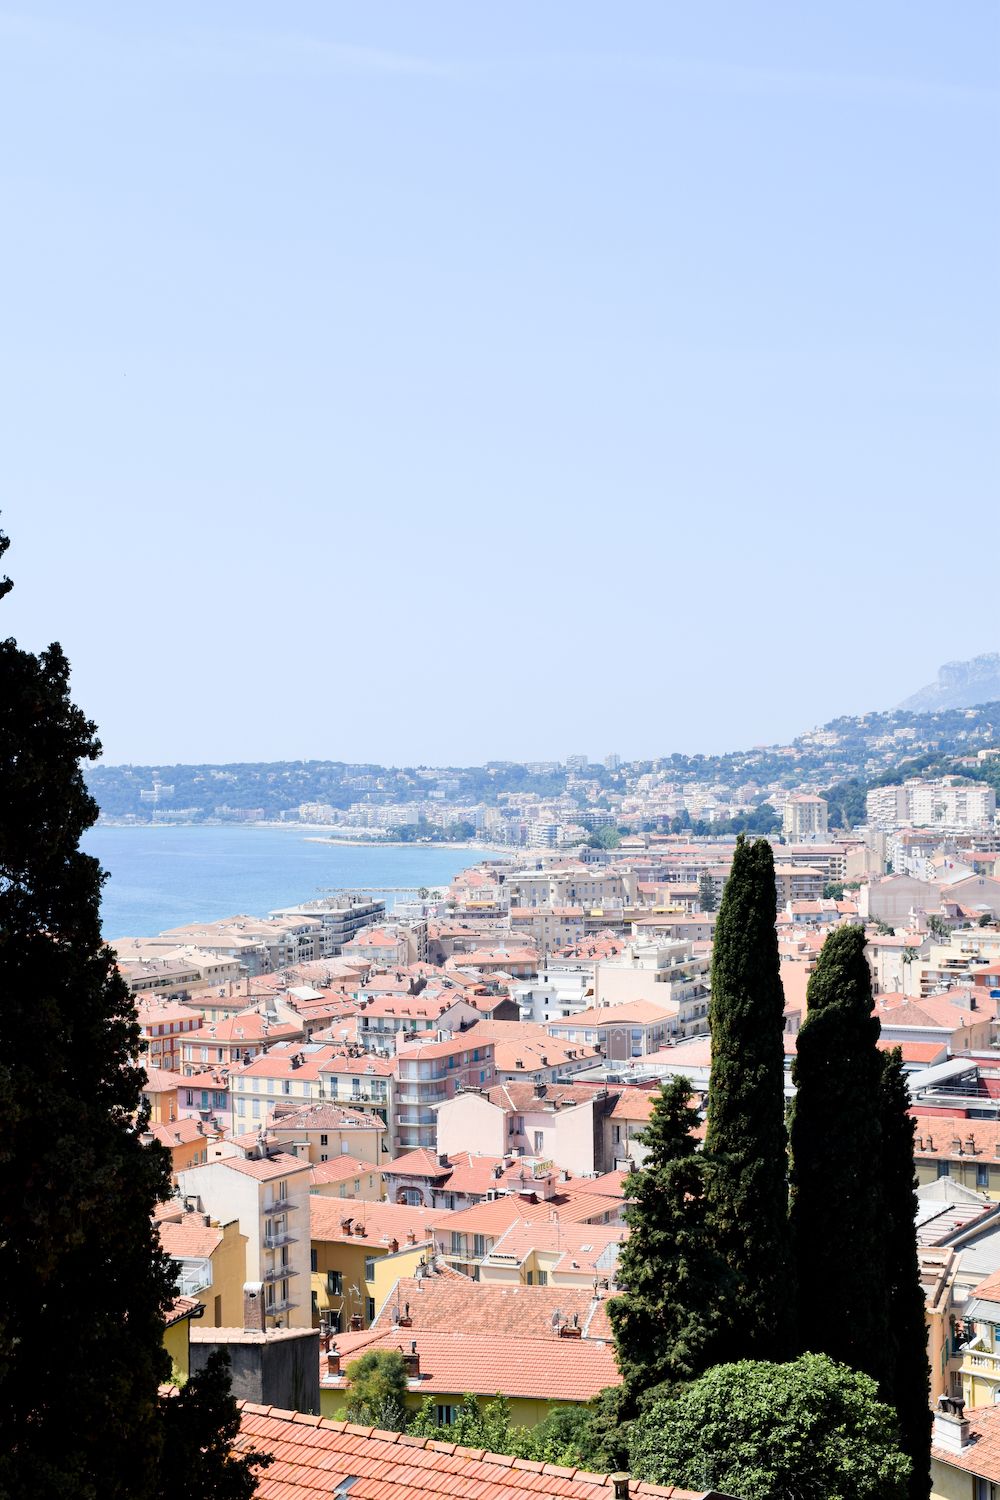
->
xmin=407 ymin=1392 xmax=616 ymax=1471
xmin=790 ymin=924 xmax=889 ymax=1383
xmin=344 ymin=1350 xmax=409 ymax=1430
xmin=628 ymin=1354 xmax=911 ymax=1500
xmin=879 ymin=1048 xmax=932 ymax=1500
xmin=609 ymin=1077 xmax=732 ymax=1402
xmin=0 ymin=530 xmax=266 ymax=1499
xmin=704 ymin=834 xmax=795 ymax=1362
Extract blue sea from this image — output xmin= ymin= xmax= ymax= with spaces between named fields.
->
xmin=81 ymin=825 xmax=491 ymax=939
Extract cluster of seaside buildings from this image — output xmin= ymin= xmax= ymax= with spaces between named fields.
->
xmin=135 ymin=774 xmax=1000 ymax=1498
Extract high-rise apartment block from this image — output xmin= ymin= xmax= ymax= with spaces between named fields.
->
xmin=782 ymin=794 xmax=829 ymax=842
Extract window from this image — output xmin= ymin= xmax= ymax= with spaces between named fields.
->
xmin=367 ymin=1297 xmax=375 ymax=1323
xmin=320 ymin=1153 xmax=328 ymax=1162
xmin=327 ymin=1271 xmax=342 ymax=1296
xmin=533 ymin=1131 xmax=544 ymax=1154
xmin=473 ymin=1235 xmax=486 ymax=1258
xmin=978 ymin=1165 xmax=991 ymax=1189
xmin=938 ymin=1161 xmax=951 ymax=1179
xmin=311 ymin=1248 xmax=318 ymax=1273
xmin=536 ymin=1269 xmax=548 ymax=1286
xmin=436 ymin=1405 xmax=456 ymax=1427
xmin=364 ymin=1256 xmax=375 ymax=1281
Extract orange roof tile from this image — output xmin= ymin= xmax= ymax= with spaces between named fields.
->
xmin=233 ymin=1401 xmax=709 ymax=1498
xmin=372 ymin=1275 xmax=614 ymax=1341
xmin=325 ymin=1327 xmax=620 ymax=1403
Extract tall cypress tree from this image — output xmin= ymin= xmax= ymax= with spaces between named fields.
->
xmin=879 ymin=1047 xmax=931 ymax=1500
xmin=703 ymin=835 xmax=794 ymax=1361
xmin=789 ymin=924 xmax=889 ymax=1382
xmin=609 ymin=1076 xmax=732 ymax=1405
xmin=0 ymin=532 xmax=265 ymax=1498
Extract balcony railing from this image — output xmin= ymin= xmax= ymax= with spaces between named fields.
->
xmin=267 ymin=1195 xmax=295 ymax=1213
xmin=960 ymin=1348 xmax=1000 ymax=1377
xmin=263 ymin=1231 xmax=297 ymax=1249
xmin=263 ymin=1264 xmax=299 ymax=1282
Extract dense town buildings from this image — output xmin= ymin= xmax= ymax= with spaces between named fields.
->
xmin=111 ymin=761 xmax=1000 ymax=1492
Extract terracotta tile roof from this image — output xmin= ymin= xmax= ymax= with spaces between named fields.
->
xmin=234 ymin=1401 xmax=708 ymax=1498
xmin=269 ymin=1101 xmax=383 ymax=1132
xmin=159 ymin=1217 xmax=224 ymax=1260
xmin=310 ymin=1197 xmax=455 ymax=1247
xmin=164 ymin=1294 xmax=203 ymax=1328
xmin=382 ymin=1148 xmax=451 ymax=1179
xmin=548 ymin=1001 xmax=673 ymax=1028
xmin=221 ymin=1151 xmax=310 ymax=1182
xmin=931 ymin=1402 xmax=1000 ymax=1481
xmin=309 ymin=1155 xmax=380 ymax=1187
xmin=373 ymin=1276 xmax=614 ymax=1341
xmin=610 ymin=1088 xmax=658 ymax=1122
xmin=141 ymin=1067 xmax=185 ymax=1092
xmin=485 ymin=1081 xmax=609 ymax=1113
xmin=185 ymin=1016 xmax=304 ymax=1045
xmin=149 ymin=1117 xmax=220 ymax=1150
xmin=911 ymin=1116 xmax=1000 ymax=1162
xmin=324 ymin=1327 xmax=621 ymax=1403
xmin=484 ymin=1220 xmax=624 ymax=1275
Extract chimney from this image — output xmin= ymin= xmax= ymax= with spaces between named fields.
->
xmin=242 ymin=1281 xmax=265 ymax=1334
xmin=406 ymin=1230 xmax=417 ymax=1245
xmin=402 ymin=1341 xmax=420 ymax=1379
xmin=325 ymin=1346 xmax=341 ymax=1376
xmin=349 ymin=1313 xmax=363 ymax=1331
xmin=611 ymin=1477 xmax=629 ymax=1500
xmin=933 ymin=1396 xmax=971 ymax=1454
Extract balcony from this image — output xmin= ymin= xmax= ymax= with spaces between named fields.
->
xmin=267 ymin=1195 xmax=295 ymax=1213
xmin=263 ymin=1231 xmax=298 ymax=1249
xmin=266 ymin=1298 xmax=298 ymax=1316
xmin=263 ymin=1264 xmax=299 ymax=1282
xmin=960 ymin=1347 xmax=1000 ymax=1381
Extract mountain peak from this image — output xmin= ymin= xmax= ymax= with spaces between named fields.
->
xmin=897 ymin=653 xmax=1000 ymax=713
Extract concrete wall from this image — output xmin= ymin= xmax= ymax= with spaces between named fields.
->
xmin=190 ymin=1329 xmax=320 ymax=1415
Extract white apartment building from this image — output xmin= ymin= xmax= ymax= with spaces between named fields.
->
xmin=176 ymin=1148 xmax=313 ymax=1328
xmin=593 ymin=940 xmax=710 ymax=1029
xmin=867 ymin=778 xmax=996 ymax=832
xmin=782 ymin=794 xmax=829 ymax=842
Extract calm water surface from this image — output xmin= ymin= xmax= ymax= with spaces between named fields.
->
xmin=82 ymin=825 xmax=491 ymax=939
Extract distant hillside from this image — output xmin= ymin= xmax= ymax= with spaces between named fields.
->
xmin=897 ymin=653 xmax=1000 ymax=713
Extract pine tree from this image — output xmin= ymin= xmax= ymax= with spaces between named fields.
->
xmin=703 ymin=834 xmax=795 ymax=1361
xmin=879 ymin=1048 xmax=931 ymax=1500
xmin=608 ymin=1077 xmax=732 ymax=1403
xmin=697 ymin=871 xmax=717 ymax=913
xmin=0 ymin=531 xmax=265 ymax=1498
xmin=789 ymin=924 xmax=889 ymax=1382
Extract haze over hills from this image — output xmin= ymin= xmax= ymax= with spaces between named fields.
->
xmin=897 ymin=653 xmax=1000 ymax=714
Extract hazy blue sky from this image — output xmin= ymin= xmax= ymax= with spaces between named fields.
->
xmin=2 ymin=3 xmax=997 ymax=767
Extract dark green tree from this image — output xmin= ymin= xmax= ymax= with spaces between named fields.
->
xmin=608 ymin=1077 xmax=731 ymax=1403
xmin=628 ymin=1354 xmax=911 ymax=1500
xmin=0 ymin=532 xmax=176 ymax=1498
xmin=879 ymin=1048 xmax=932 ymax=1500
xmin=344 ymin=1349 xmax=408 ymax=1429
xmin=161 ymin=1351 xmax=271 ymax=1498
xmin=789 ymin=925 xmax=889 ymax=1383
xmin=703 ymin=835 xmax=795 ymax=1361
xmin=0 ymin=531 xmax=266 ymax=1499
xmin=697 ymin=871 xmax=717 ymax=912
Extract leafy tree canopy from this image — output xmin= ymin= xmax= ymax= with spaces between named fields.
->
xmin=628 ymin=1354 xmax=911 ymax=1500
xmin=344 ymin=1350 xmax=408 ymax=1430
